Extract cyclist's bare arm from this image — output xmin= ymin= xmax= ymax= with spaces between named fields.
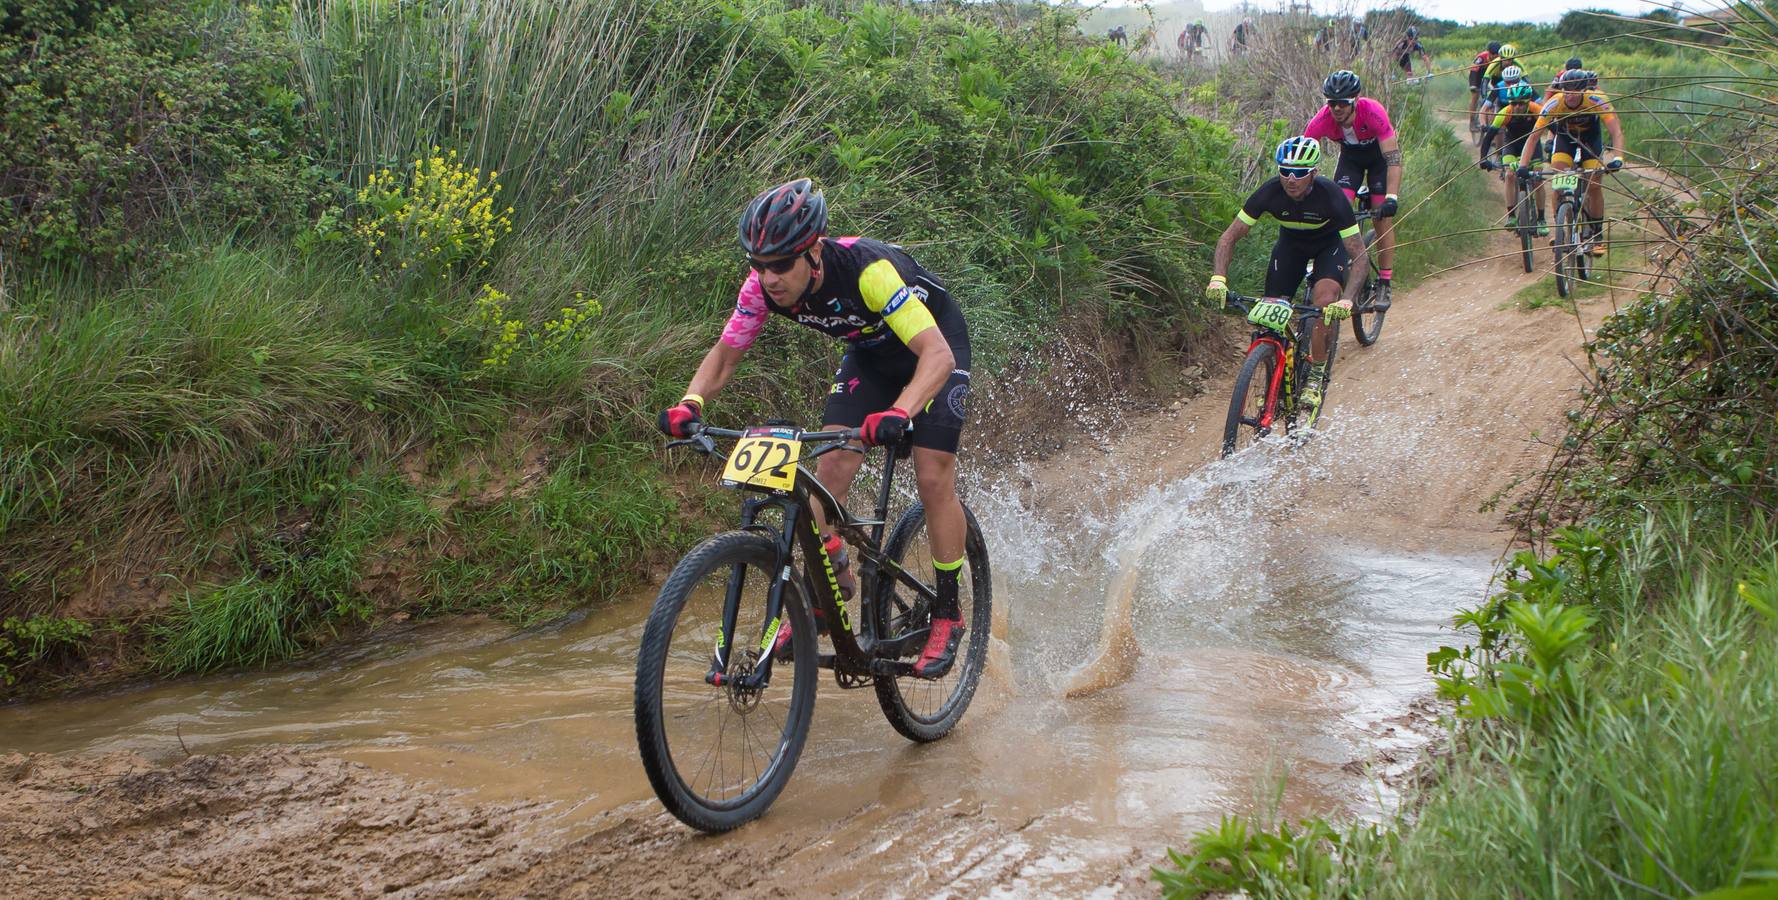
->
xmin=1341 ymin=232 xmax=1367 ymax=301
xmin=889 ymin=326 xmax=957 ymax=418
xmin=684 ymin=340 xmax=746 ymax=404
xmin=1517 ymin=126 xmax=1547 ymax=165
xmin=1213 ymin=219 xmax=1251 ymax=278
xmin=1605 ymin=115 xmax=1626 ymax=162
xmin=1381 ymin=134 xmax=1403 ymax=197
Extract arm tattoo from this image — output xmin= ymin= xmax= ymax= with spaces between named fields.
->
xmin=1383 ymin=148 xmax=1403 ymax=167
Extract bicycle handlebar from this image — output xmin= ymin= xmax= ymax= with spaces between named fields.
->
xmin=666 ymin=423 xmax=865 ymax=458
xmin=1223 ymin=293 xmax=1327 ymax=320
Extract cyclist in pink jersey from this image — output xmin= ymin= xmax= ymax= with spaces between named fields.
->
xmin=1303 ymin=70 xmax=1403 ymax=308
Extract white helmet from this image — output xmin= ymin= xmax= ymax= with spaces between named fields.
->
xmin=1501 ymin=65 xmax=1523 ymax=82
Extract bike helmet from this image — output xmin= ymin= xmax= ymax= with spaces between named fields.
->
xmin=1507 ymin=83 xmax=1537 ymax=103
xmin=1322 ymin=70 xmax=1362 ymax=100
xmin=1406 ymin=25 xmax=1418 ymax=37
xmin=1556 ymin=68 xmax=1589 ymax=90
xmin=1275 ymin=136 xmax=1322 ymax=170
xmin=738 ymin=178 xmax=827 ymax=257
xmin=1499 ymin=42 xmax=1517 ymax=58
xmin=1488 ymin=40 xmax=1502 ymax=54
xmin=1501 ymin=64 xmax=1523 ymax=83
xmin=1566 ymin=56 xmax=1583 ymax=70
xmin=1583 ymin=69 xmax=1600 ymax=89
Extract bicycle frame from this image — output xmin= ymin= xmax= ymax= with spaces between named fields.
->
xmin=1227 ymin=294 xmax=1325 ymax=432
xmin=678 ymin=426 xmax=939 ymax=693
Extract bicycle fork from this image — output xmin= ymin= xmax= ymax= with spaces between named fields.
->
xmin=706 ymin=497 xmax=803 ymax=692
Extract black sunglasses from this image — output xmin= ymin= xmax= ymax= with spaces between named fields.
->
xmin=747 ymin=254 xmax=802 ymax=275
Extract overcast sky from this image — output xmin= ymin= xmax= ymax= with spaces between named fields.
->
xmin=1197 ymin=0 xmax=1680 ymax=25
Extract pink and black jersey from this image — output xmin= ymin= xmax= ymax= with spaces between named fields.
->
xmin=721 ymin=237 xmax=969 ymax=368
xmin=1303 ymin=98 xmax=1396 ymax=150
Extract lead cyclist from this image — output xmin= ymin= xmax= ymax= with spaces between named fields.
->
xmin=657 ymin=178 xmax=974 ymax=678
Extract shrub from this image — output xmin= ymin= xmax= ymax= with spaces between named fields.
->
xmin=0 ymin=0 xmax=322 ymax=269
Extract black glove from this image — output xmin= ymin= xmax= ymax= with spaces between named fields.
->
xmin=1379 ymin=195 xmax=1399 ymax=218
xmin=1606 ymin=157 xmax=1624 ymax=172
xmin=1479 ymin=159 xmax=1497 ymax=172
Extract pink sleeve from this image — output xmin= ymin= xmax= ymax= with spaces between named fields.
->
xmin=720 ymin=273 xmax=767 ymax=350
xmin=1361 ymin=98 xmax=1396 ymax=141
xmin=1302 ymin=107 xmax=1338 ymax=142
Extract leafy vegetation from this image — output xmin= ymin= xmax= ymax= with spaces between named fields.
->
xmin=1157 ymin=11 xmax=1778 ymax=898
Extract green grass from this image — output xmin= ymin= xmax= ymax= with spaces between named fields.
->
xmin=1508 ymin=240 xmax=1641 ymax=311
xmin=1155 ymin=506 xmax=1778 ymax=899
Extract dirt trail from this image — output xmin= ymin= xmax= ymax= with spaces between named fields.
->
xmin=0 ymin=208 xmax=1637 ymax=896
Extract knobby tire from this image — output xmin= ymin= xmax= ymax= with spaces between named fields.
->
xmin=1222 ymin=340 xmax=1281 ymax=457
xmin=872 ymin=502 xmax=993 ymax=742
xmin=634 ymin=531 xmax=818 ymax=833
xmin=1352 ymin=220 xmax=1385 ymax=347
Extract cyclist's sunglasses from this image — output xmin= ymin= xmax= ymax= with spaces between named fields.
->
xmin=1326 ymin=98 xmax=1355 ymax=108
xmin=1278 ymin=165 xmax=1316 ymax=179
xmin=747 ymin=254 xmax=802 ymax=275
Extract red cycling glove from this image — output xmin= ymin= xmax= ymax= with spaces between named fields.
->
xmin=860 ymin=407 xmax=910 ymax=447
xmin=657 ymin=398 xmax=702 ymax=438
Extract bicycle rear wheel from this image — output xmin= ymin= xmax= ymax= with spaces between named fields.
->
xmin=872 ymin=502 xmax=992 ymax=743
xmin=1222 ymin=340 xmax=1281 ymax=457
xmin=634 ymin=530 xmax=818 ymax=833
xmin=1351 ymin=220 xmax=1385 ymax=347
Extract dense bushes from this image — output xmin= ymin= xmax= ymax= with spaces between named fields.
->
xmin=0 ymin=0 xmax=319 ymax=268
xmin=0 ymin=0 xmax=1256 ymax=688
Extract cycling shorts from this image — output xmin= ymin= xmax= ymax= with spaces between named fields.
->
xmin=823 ymin=349 xmax=971 ymax=454
xmin=1333 ymin=148 xmax=1389 ymax=205
xmin=1469 ymin=68 xmax=1484 ymax=90
xmin=1552 ymin=130 xmax=1605 ymax=170
xmin=1265 ymin=234 xmax=1350 ymax=300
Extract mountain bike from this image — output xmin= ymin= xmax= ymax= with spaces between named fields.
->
xmin=1549 ymin=169 xmax=1600 ymax=299
xmin=635 ymin=422 xmax=991 ymax=832
xmin=1350 ymin=187 xmax=1386 ymax=346
xmin=1511 ymin=167 xmax=1545 ymax=273
xmin=1220 ymin=292 xmax=1336 ymax=458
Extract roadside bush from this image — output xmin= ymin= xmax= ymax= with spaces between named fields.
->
xmin=0 ymin=0 xmax=321 ymax=269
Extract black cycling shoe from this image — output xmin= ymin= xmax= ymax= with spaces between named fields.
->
xmin=911 ymin=618 xmax=963 ymax=679
xmin=1369 ymin=281 xmax=1393 ymax=312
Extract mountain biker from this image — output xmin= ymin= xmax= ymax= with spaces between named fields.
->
xmin=1182 ymin=21 xmax=1207 ymax=61
xmin=1480 ymin=43 xmax=1517 ymax=100
xmin=658 ymin=178 xmax=972 ymax=678
xmin=1479 ymin=82 xmax=1550 ymax=235
xmin=1205 ymin=137 xmax=1367 ymax=417
xmin=1483 ymin=64 xmax=1526 ymax=118
xmin=1545 ymin=56 xmax=1584 ymax=103
xmin=1303 ymin=70 xmax=1403 ymax=305
xmin=1394 ymin=26 xmax=1428 ymax=76
xmin=1518 ymin=69 xmax=1626 ymax=257
xmin=1231 ymin=17 xmax=1255 ymax=56
xmin=1469 ymin=41 xmax=1502 ymax=125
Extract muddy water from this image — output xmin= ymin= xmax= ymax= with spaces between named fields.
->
xmin=0 ymin=419 xmax=1490 ymax=888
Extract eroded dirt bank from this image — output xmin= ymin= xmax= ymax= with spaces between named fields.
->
xmin=0 ymin=211 xmax=1637 ymax=896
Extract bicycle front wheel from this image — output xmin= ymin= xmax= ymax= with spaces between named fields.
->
xmin=1223 ymin=340 xmax=1282 ymax=457
xmin=634 ymin=530 xmax=818 ymax=833
xmin=1516 ymin=190 xmax=1537 ymax=273
xmin=1554 ymin=201 xmax=1579 ymax=299
xmin=1351 ymin=220 xmax=1385 ymax=347
xmin=872 ymin=502 xmax=992 ymax=743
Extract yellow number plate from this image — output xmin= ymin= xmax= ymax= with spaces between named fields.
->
xmin=719 ymin=427 xmax=801 ymax=493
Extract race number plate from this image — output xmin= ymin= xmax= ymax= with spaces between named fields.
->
xmin=1551 ymin=172 xmax=1581 ymax=192
xmin=720 ymin=426 xmax=801 ymax=493
xmin=1247 ymin=297 xmax=1294 ymax=334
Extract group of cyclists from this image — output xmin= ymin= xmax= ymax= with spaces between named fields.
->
xmin=1471 ymin=45 xmax=1626 ymax=253
xmin=655 ymin=38 xmax=1629 ymax=681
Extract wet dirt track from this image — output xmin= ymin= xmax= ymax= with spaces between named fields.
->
xmin=0 ymin=218 xmax=1633 ymax=897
